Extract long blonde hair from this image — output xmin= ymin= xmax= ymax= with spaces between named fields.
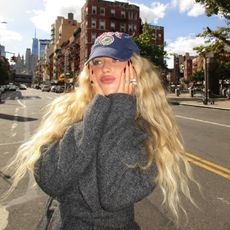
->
xmin=3 ymin=54 xmax=196 ymax=223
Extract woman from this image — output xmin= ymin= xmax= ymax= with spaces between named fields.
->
xmin=4 ymin=32 xmax=196 ymax=229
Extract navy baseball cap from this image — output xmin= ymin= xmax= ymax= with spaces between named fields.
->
xmin=86 ymin=32 xmax=140 ymax=64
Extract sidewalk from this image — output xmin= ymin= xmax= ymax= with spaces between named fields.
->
xmin=166 ymin=93 xmax=230 ymax=111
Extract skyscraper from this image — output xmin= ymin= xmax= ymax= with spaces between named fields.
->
xmin=39 ymin=39 xmax=50 ymax=60
xmin=32 ymin=30 xmax=39 ymax=56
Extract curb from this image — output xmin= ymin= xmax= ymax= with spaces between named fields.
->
xmin=179 ymin=102 xmax=230 ymax=111
xmin=168 ymin=100 xmax=230 ymax=111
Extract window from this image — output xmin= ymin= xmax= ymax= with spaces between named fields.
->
xmin=133 ymin=25 xmax=137 ymax=31
xmin=121 ymin=10 xmax=125 ymax=19
xmin=134 ymin=13 xmax=137 ymax=20
xmin=128 ymin=24 xmax=133 ymax=33
xmin=111 ymin=9 xmax=115 ymax=17
xmin=99 ymin=20 xmax=105 ymax=30
xmin=91 ymin=19 xmax=96 ymax=29
xmin=128 ymin=12 xmax=133 ymax=20
xmin=111 ymin=21 xmax=115 ymax=31
xmin=120 ymin=24 xmax=126 ymax=32
xmin=91 ymin=33 xmax=97 ymax=43
xmin=100 ymin=7 xmax=105 ymax=16
xmin=92 ymin=6 xmax=97 ymax=15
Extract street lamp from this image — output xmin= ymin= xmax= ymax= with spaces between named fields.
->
xmin=203 ymin=51 xmax=214 ymax=105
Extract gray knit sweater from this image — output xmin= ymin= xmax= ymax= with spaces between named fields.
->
xmin=34 ymin=93 xmax=156 ymax=230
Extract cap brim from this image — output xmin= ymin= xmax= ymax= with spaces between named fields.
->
xmin=85 ymin=47 xmax=133 ymax=65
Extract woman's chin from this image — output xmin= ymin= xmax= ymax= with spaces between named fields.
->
xmin=102 ymin=87 xmax=119 ymax=96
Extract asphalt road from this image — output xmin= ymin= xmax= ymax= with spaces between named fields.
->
xmin=0 ymin=88 xmax=229 ymax=230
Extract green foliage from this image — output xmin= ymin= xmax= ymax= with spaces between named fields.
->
xmin=132 ymin=23 xmax=167 ymax=68
xmin=195 ymin=0 xmax=230 ymax=18
xmin=194 ymin=0 xmax=230 ymax=80
xmin=0 ymin=58 xmax=10 ymax=84
xmin=191 ymin=70 xmax=205 ymax=82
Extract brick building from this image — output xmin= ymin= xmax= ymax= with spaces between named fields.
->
xmin=173 ymin=53 xmax=196 ymax=82
xmin=44 ymin=13 xmax=81 ymax=82
xmin=148 ymin=25 xmax=164 ymax=46
xmin=80 ymin=0 xmax=141 ymax=68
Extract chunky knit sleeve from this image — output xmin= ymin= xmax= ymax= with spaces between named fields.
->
xmin=97 ymin=93 xmax=156 ymax=211
xmin=34 ymin=95 xmax=110 ymax=198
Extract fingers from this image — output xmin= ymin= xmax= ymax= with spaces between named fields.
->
xmin=128 ymin=61 xmax=136 ymax=94
xmin=118 ymin=61 xmax=136 ymax=95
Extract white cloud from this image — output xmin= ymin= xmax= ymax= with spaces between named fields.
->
xmin=30 ymin=0 xmax=86 ymax=33
xmin=30 ymin=0 xmax=169 ymax=33
xmin=0 ymin=24 xmax=22 ymax=42
xmin=165 ymin=35 xmax=206 ymax=68
xmin=136 ymin=2 xmax=169 ymax=24
xmin=187 ymin=3 xmax=205 ymax=16
xmin=170 ymin=0 xmax=205 ymax=16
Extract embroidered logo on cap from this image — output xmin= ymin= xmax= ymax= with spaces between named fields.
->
xmin=96 ymin=32 xmax=125 ymax=46
xmin=98 ymin=35 xmax=114 ymax=46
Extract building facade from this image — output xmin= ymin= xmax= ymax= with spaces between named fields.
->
xmin=39 ymin=39 xmax=51 ymax=60
xmin=80 ymin=0 xmax=141 ymax=68
xmin=148 ymin=25 xmax=164 ymax=46
xmin=50 ymin=13 xmax=81 ymax=81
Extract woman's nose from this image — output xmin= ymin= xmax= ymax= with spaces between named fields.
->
xmin=102 ymin=61 xmax=111 ymax=72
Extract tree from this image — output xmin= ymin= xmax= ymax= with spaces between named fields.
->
xmin=132 ymin=23 xmax=167 ymax=68
xmin=0 ymin=57 xmax=10 ymax=84
xmin=191 ymin=70 xmax=205 ymax=82
xmin=195 ymin=0 xmax=230 ymax=18
xmin=194 ymin=0 xmax=230 ymax=80
xmin=132 ymin=23 xmax=169 ymax=87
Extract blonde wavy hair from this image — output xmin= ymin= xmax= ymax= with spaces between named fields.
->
xmin=3 ymin=54 xmax=197 ymax=223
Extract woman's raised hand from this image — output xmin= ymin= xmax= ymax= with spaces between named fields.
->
xmin=117 ymin=61 xmax=136 ymax=95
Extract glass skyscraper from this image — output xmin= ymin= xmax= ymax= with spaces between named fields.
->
xmin=32 ymin=30 xmax=39 ymax=56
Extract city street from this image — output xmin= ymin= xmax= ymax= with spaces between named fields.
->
xmin=0 ymin=89 xmax=229 ymax=230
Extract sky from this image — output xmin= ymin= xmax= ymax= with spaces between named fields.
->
xmin=0 ymin=0 xmax=227 ymax=68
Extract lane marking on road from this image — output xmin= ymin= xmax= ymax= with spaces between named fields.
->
xmin=16 ymin=99 xmax=26 ymax=108
xmin=0 ymin=204 xmax=9 ymax=230
xmin=176 ymin=115 xmax=230 ymax=128
xmin=0 ymin=141 xmax=24 ymax=146
xmin=186 ymin=152 xmax=230 ymax=180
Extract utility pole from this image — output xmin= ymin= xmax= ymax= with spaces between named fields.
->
xmin=203 ymin=52 xmax=214 ymax=105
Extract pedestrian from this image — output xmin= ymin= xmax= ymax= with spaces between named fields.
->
xmin=3 ymin=32 xmax=197 ymax=229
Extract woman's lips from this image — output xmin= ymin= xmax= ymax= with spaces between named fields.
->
xmin=100 ymin=76 xmax=116 ymax=84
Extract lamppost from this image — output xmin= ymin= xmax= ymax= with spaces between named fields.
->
xmin=203 ymin=51 xmax=214 ymax=105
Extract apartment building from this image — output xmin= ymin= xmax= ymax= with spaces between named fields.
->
xmin=148 ymin=25 xmax=164 ymax=46
xmin=47 ymin=13 xmax=81 ymax=81
xmin=80 ymin=0 xmax=141 ymax=68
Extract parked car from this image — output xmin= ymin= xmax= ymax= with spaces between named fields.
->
xmin=34 ymin=84 xmax=41 ymax=89
xmin=41 ymin=85 xmax=51 ymax=92
xmin=55 ymin=85 xmax=65 ymax=93
xmin=0 ymin=85 xmax=5 ymax=93
xmin=19 ymin=84 xmax=27 ymax=90
xmin=8 ymin=83 xmax=17 ymax=91
xmin=50 ymin=85 xmax=57 ymax=92
xmin=219 ymin=80 xmax=230 ymax=98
